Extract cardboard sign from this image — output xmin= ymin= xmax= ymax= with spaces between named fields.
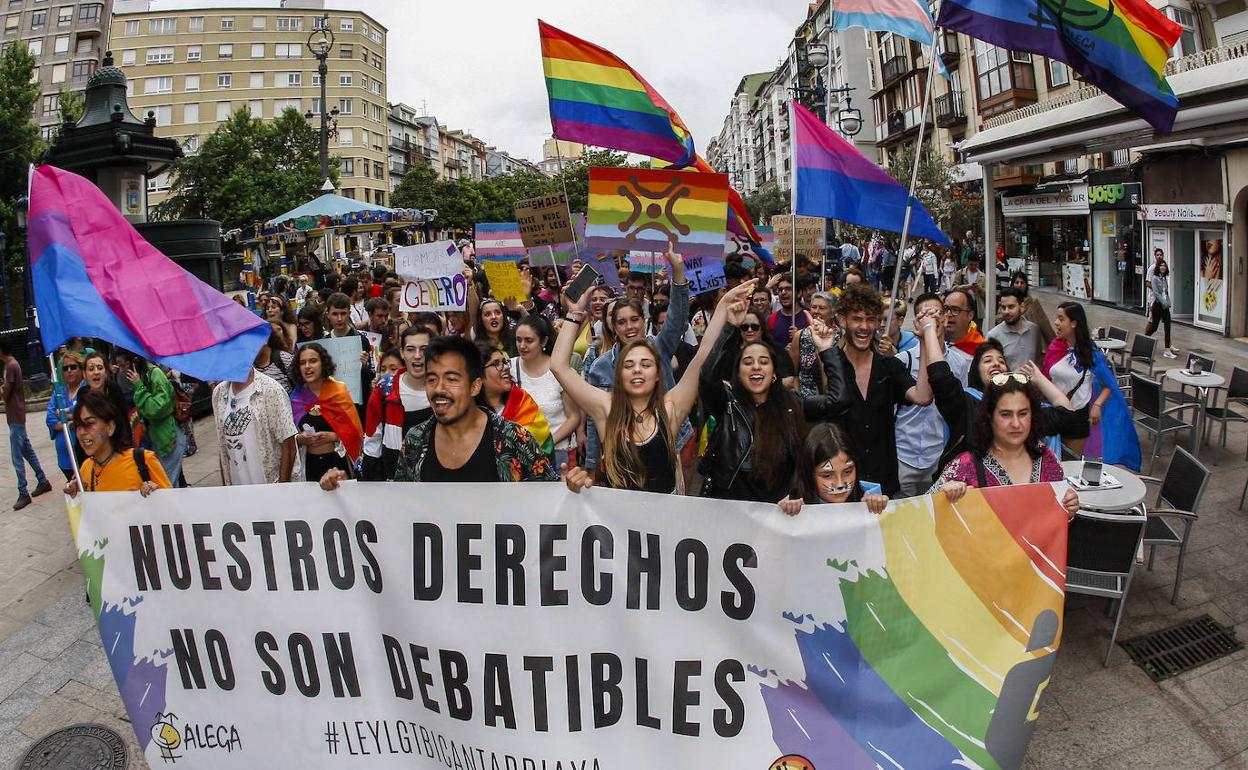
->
xmin=474 ymin=223 xmax=526 ymax=261
xmin=482 ymin=260 xmax=526 ymax=303
xmin=771 ymin=215 xmax=825 ymax=262
xmin=515 ymin=193 xmax=575 ymax=247
xmin=626 ymin=251 xmax=663 ymax=274
xmin=394 ymin=240 xmax=467 ymax=312
xmin=301 ymin=334 xmax=363 ymax=404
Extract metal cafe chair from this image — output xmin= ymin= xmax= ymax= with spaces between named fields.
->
xmin=1130 ymin=373 xmax=1197 ymax=474
xmin=1137 ymin=447 xmax=1209 ymax=605
xmin=1203 ymin=365 xmax=1248 ymax=452
xmin=1066 ymin=507 xmax=1148 ymax=666
xmin=1126 ymin=334 xmax=1158 ymax=378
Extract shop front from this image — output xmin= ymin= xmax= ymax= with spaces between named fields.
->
xmin=1088 ymin=177 xmax=1144 ymax=311
xmin=1001 ymin=183 xmax=1090 ymax=295
xmin=1142 ymin=203 xmax=1229 ymax=331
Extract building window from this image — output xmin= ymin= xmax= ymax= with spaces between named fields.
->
xmin=249 ymin=42 xmax=263 ymax=58
xmin=310 ymin=97 xmax=321 ymax=114
xmin=373 ymin=161 xmax=383 ymax=178
xmin=340 ymin=45 xmax=352 ymax=58
xmin=342 ymin=158 xmax=354 ymax=175
xmin=218 ymin=44 xmax=232 ymax=59
xmin=311 ymin=72 xmax=321 ymax=86
xmin=123 ymin=19 xmax=138 ymax=35
xmin=41 ymin=93 xmax=59 ymax=117
xmin=251 ymin=15 xmax=265 ymax=30
xmin=5 ymin=13 xmax=18 ymax=33
xmin=188 ymin=16 xmax=203 ymax=32
xmin=276 ymin=16 xmax=302 ymax=31
xmin=312 ymin=15 xmax=328 ymax=30
xmin=186 ymin=44 xmax=200 ymax=62
xmin=338 ymin=97 xmax=353 ymax=115
xmin=370 ymin=29 xmax=381 ymax=45
xmin=56 ymin=5 xmax=69 ymax=25
xmin=371 ymin=80 xmax=382 ymax=95
xmin=183 ymin=102 xmax=198 ymax=123
xmin=148 ymin=17 xmax=174 ymax=34
xmin=371 ymin=55 xmax=381 ymax=70
xmin=249 ymin=71 xmax=262 ymax=88
xmin=248 ymin=99 xmax=262 ymax=117
xmin=274 ymin=42 xmax=300 ymax=59
xmin=1048 ymin=59 xmax=1070 ymax=87
xmin=143 ymin=75 xmax=172 ymax=94
xmin=339 ymin=72 xmax=352 ymax=87
xmin=75 ymin=36 xmax=90 ymax=53
xmin=216 ymin=101 xmax=230 ymax=120
xmin=71 ymin=59 xmax=93 ymax=80
xmin=52 ymin=33 xmax=67 ymax=53
xmin=274 ymin=97 xmax=300 ymax=113
xmin=185 ymin=74 xmax=199 ymax=91
xmin=184 ymin=135 xmax=198 ymax=152
xmin=78 ymin=3 xmax=100 ymax=22
xmin=27 ymin=38 xmax=40 ymax=55
xmin=372 ymin=103 xmax=382 ymax=122
xmin=363 ymin=188 xmax=371 ymax=203
xmin=219 ymin=16 xmax=234 ymax=31
xmin=973 ymin=41 xmax=1013 ymax=100
xmin=29 ymin=9 xmax=43 ymax=27
xmin=282 ymin=72 xmax=301 ymax=87
xmin=360 ymin=45 xmax=368 ymax=62
xmin=362 ymin=160 xmax=370 ymax=178
xmin=217 ymin=72 xmax=232 ymax=88
xmin=374 ymin=190 xmax=383 ymax=206
xmin=151 ymin=104 xmax=171 ymax=125
xmin=1166 ymin=7 xmax=1199 ymax=56
xmin=339 ymin=18 xmax=353 ymax=31
xmin=338 ymin=126 xmax=353 ymax=145
xmin=360 ymin=21 xmax=368 ymax=36
xmin=147 ymin=172 xmax=170 ymax=193
xmin=121 ymin=48 xmax=135 ymax=65
xmin=50 ymin=62 xmax=64 ymax=82
xmin=341 ymin=188 xmax=354 ymax=200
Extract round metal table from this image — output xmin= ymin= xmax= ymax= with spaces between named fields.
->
xmin=1094 ymin=338 xmax=1127 ymax=352
xmin=1062 ymin=460 xmax=1147 ymax=512
xmin=1163 ymin=369 xmax=1225 ymax=457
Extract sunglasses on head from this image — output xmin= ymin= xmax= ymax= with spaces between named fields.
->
xmin=990 ymin=371 xmax=1030 ymax=386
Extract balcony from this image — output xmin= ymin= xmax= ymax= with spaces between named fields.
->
xmin=389 ymin=161 xmax=409 ymax=176
xmin=935 ymin=90 xmax=967 ymax=128
xmin=993 ymin=163 xmax=1043 ymax=188
xmin=881 ymin=55 xmax=909 ymax=87
xmin=388 ymin=135 xmax=412 ymax=151
xmin=939 ymin=32 xmax=960 ymax=69
xmin=875 ymin=105 xmax=933 ymax=145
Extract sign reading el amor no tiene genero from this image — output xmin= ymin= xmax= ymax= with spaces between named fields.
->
xmin=74 ymin=481 xmax=1068 ymax=768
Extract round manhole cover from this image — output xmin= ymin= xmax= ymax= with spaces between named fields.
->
xmin=19 ymin=723 xmax=127 ymax=770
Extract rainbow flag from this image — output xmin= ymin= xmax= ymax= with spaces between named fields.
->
xmin=501 ymin=385 xmax=553 ymax=457
xmin=290 ymin=378 xmax=364 ymax=462
xmin=792 ymin=101 xmax=950 ymax=245
xmin=763 ymin=485 xmax=1067 ymax=769
xmin=29 ymin=165 xmax=269 ymax=382
xmin=474 ymin=223 xmax=527 ymax=261
xmin=937 ymin=0 xmax=1181 ymax=132
xmin=586 ymin=167 xmax=730 ymax=257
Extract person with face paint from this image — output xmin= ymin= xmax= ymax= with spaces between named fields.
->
xmin=360 ymin=326 xmax=434 ymax=481
xmin=699 ymin=311 xmax=848 ymax=504
xmin=777 ymin=424 xmax=890 ymax=515
xmin=63 ymin=389 xmax=171 ymax=497
xmin=555 ymin=281 xmax=754 ymax=494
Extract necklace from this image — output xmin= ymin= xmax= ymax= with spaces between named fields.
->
xmin=632 ymin=409 xmax=649 ymax=425
xmin=89 ymin=450 xmax=116 ymax=492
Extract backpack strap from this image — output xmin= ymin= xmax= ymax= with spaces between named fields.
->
xmin=132 ymin=447 xmax=151 ymax=484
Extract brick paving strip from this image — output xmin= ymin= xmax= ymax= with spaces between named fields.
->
xmin=0 ymin=289 xmax=1246 ymax=768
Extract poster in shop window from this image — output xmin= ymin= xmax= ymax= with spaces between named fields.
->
xmin=1197 ymin=233 xmax=1225 ymax=329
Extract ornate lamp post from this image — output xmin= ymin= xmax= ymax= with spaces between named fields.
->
xmin=306 ymin=15 xmax=339 ymax=192
xmin=15 ymin=195 xmax=46 ymax=387
xmin=788 ymin=37 xmax=863 ymax=138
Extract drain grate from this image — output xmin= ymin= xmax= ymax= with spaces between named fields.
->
xmin=1121 ymin=614 xmax=1242 ymax=682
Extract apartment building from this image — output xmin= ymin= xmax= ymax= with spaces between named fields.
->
xmin=3 ymin=0 xmax=110 ymax=134
xmin=440 ymin=129 xmax=485 ymax=182
xmin=108 ymin=1 xmax=390 ymax=207
xmin=484 ymin=147 xmax=539 ymax=177
xmin=387 ymin=101 xmax=440 ymax=190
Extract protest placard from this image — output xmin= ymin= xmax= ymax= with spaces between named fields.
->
xmin=586 ymin=167 xmax=729 ymax=257
xmin=684 ymin=255 xmax=727 ymax=295
xmin=481 ymin=260 xmax=526 ymax=302
xmin=514 ymin=193 xmax=575 ymax=247
xmin=626 ymin=251 xmax=662 ymax=273
xmin=474 ymin=223 xmax=526 ymax=261
xmin=74 ymin=483 xmax=1067 ymax=767
xmin=300 ymin=334 xmax=363 ymax=404
xmin=528 ymin=213 xmax=585 ymax=267
xmin=394 ymin=241 xmax=467 ymax=313
xmin=770 ymin=215 xmax=825 ymax=262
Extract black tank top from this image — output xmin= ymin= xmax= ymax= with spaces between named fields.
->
xmin=630 ymin=414 xmax=677 ymax=494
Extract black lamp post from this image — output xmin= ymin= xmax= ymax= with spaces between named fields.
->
xmin=788 ymin=36 xmax=863 ymax=138
xmin=0 ymin=229 xmax=9 ymax=330
xmin=15 ymin=195 xmax=46 ymax=386
xmin=306 ymin=16 xmax=339 ymax=192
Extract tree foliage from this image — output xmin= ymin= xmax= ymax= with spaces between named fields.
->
xmin=882 ymin=145 xmax=978 ymax=244
xmin=0 ymin=42 xmax=42 ymax=271
xmin=743 ymin=186 xmax=790 ymax=224
xmin=152 ymin=106 xmax=336 ymax=232
xmin=57 ymin=86 xmax=84 ymax=124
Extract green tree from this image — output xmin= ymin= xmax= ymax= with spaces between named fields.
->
xmin=551 ymin=149 xmax=628 ymax=213
xmin=153 ymin=106 xmax=335 ymax=231
xmin=883 ymin=145 xmax=976 ymax=244
xmin=57 ymin=86 xmax=84 ymax=124
xmin=743 ymin=186 xmax=790 ymax=224
xmin=390 ymin=162 xmax=441 ymax=211
xmin=0 ymin=42 xmax=42 ymax=273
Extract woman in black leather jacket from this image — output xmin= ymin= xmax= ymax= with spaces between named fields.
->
xmin=699 ymin=319 xmax=848 ymax=502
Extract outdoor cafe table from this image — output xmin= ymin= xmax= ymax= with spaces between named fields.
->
xmin=1163 ymin=368 xmax=1226 ymax=457
xmin=1061 ymin=460 xmax=1147 ymax=512
xmin=1094 ymin=338 xmax=1127 ymax=352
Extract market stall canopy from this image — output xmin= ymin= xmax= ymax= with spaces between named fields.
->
xmin=265 ymin=193 xmax=399 ymax=230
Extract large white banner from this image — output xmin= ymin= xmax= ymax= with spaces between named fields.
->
xmin=72 ymin=481 xmax=1068 ymax=768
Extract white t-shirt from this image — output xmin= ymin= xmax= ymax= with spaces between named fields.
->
xmin=350 ymin=301 xmax=367 ymax=327
xmin=221 ymin=380 xmax=267 ymax=486
xmin=398 ymin=377 xmax=429 ymax=413
xmin=1049 ymin=350 xmax=1094 ymax=410
xmin=511 ymin=358 xmax=570 ymax=450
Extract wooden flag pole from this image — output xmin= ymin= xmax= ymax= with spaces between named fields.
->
xmin=551 ymin=136 xmax=580 ymax=286
xmin=885 ymin=20 xmax=943 ymax=333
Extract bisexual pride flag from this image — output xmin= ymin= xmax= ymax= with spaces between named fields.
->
xmin=792 ymin=102 xmax=950 ymax=246
xmin=474 ymin=223 xmax=527 ymax=261
xmin=29 ymin=165 xmax=269 ymax=382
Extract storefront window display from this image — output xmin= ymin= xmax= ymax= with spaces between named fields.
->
xmin=1089 ymin=181 xmax=1144 ymax=310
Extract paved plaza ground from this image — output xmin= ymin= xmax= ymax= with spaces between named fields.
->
xmin=0 ymin=288 xmax=1246 ymax=768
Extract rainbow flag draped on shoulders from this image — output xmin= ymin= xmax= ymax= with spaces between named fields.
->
xmin=290 ymin=378 xmax=364 ymax=462
xmin=937 ymin=0 xmax=1181 ymax=132
xmin=28 ymin=165 xmax=269 ymax=382
xmin=539 ymin=21 xmax=772 ymax=265
xmin=501 ymin=385 xmax=553 ymax=457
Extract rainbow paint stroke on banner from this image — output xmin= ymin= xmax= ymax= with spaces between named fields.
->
xmin=937 ymin=0 xmax=1181 ymax=132
xmin=762 ymin=484 xmax=1066 ymax=769
xmin=474 ymin=222 xmax=527 ymax=261
xmin=28 ymin=165 xmax=269 ymax=382
xmin=726 ymin=227 xmax=774 ymax=266
xmin=586 ymin=167 xmax=730 ymax=257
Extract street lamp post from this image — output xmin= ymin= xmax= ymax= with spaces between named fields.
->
xmin=306 ymin=16 xmax=339 ymax=191
xmin=0 ymin=229 xmax=9 ymax=330
xmin=788 ymin=36 xmax=863 ymax=138
xmin=15 ymin=196 xmax=46 ymax=387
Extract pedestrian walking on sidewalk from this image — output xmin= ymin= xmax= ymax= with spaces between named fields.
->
xmin=1 ymin=339 xmax=51 ymax=510
xmin=1145 ymin=259 xmax=1179 ymax=359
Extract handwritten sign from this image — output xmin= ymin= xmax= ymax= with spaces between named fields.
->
xmin=515 ymin=193 xmax=575 ymax=247
xmin=482 ymin=260 xmax=526 ymax=303
xmin=685 ymin=255 xmax=727 ymax=295
xmin=627 ymin=251 xmax=663 ymax=274
xmin=394 ymin=240 xmax=467 ymax=312
xmin=300 ymin=334 xmax=363 ymax=404
xmin=771 ymin=215 xmax=825 ymax=262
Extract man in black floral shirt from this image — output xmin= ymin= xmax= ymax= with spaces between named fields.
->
xmin=320 ymin=335 xmax=556 ymax=488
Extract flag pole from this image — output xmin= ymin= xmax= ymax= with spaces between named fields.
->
xmin=551 ymin=136 xmax=577 ymax=287
xmin=788 ymin=99 xmax=798 ymax=312
xmin=885 ymin=22 xmax=943 ymax=332
xmin=49 ymin=353 xmax=85 ymax=495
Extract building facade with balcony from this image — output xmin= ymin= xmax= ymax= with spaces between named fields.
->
xmin=710 ymin=71 xmax=771 ymax=194
xmin=108 ymin=0 xmax=390 ymax=207
xmin=4 ymin=0 xmax=110 ymax=135
xmin=440 ymin=129 xmax=485 ymax=182
xmin=484 ymin=147 xmax=539 ymax=177
xmin=387 ymin=101 xmax=439 ymax=190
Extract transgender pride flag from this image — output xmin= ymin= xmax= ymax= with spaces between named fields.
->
xmin=29 ymin=165 xmax=269 ymax=382
xmin=791 ymin=102 xmax=949 ymax=245
xmin=832 ymin=0 xmax=950 ymax=78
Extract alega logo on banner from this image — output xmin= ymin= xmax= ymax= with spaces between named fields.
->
xmin=74 ymin=482 xmax=1068 ymax=768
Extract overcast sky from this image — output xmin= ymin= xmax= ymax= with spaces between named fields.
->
xmin=154 ymin=0 xmax=803 ymax=162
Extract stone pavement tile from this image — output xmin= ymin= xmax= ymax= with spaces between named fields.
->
xmin=77 ymin=653 xmax=116 ymax=692
xmin=0 ymin=652 xmax=45 ymax=702
xmin=1194 ymin=699 xmax=1248 ymax=760
xmin=0 ymin=619 xmax=53 ymax=668
xmin=1048 ymin=661 xmax=1160 ymax=716
xmin=25 ymin=592 xmax=96 ymax=660
xmin=58 ymin=678 xmax=126 ymax=719
xmin=1 ymin=564 xmax=83 ymax=627
xmin=0 ymin=683 xmax=49 ymax=736
xmin=1026 ymin=691 xmax=1188 ymax=767
xmin=1200 ymin=657 xmax=1248 ymax=707
xmin=24 ymin=640 xmax=101 ymax=695
xmin=1212 ymin=748 xmax=1248 ymax=770
xmin=1094 ymin=725 xmax=1223 ymax=770
xmin=0 ymin=729 xmax=34 ymax=768
xmin=17 ymin=691 xmax=103 ymax=738
xmin=1160 ymin=674 xmax=1231 ymax=717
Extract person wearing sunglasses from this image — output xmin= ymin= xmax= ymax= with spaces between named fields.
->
xmin=713 ymin=309 xmax=796 ymax=388
xmin=46 ymin=350 xmax=87 ymax=481
xmin=475 ymin=343 xmax=554 ymax=456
